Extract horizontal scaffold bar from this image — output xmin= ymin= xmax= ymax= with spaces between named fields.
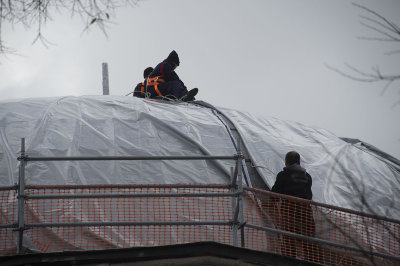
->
xmin=0 ymin=223 xmax=17 ymax=229
xmin=19 ymin=155 xmax=237 ymax=162
xmin=25 ymin=184 xmax=231 ymax=190
xmin=26 ymin=192 xmax=239 ymax=200
xmin=27 ymin=221 xmax=231 ymax=228
xmin=0 ymin=185 xmax=17 ymax=191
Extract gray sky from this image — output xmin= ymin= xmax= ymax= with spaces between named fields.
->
xmin=1 ymin=0 xmax=399 ymax=159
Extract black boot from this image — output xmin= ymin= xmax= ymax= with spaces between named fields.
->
xmin=181 ymin=88 xmax=198 ymax=102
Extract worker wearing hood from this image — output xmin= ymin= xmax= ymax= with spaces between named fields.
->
xmin=146 ymin=50 xmax=198 ymax=101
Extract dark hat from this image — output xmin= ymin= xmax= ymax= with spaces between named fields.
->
xmin=143 ymin=67 xmax=153 ymax=78
xmin=166 ymin=50 xmax=180 ymax=66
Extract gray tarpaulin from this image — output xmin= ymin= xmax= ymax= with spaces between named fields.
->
xmin=0 ymin=95 xmax=399 ymax=253
xmin=219 ymin=108 xmax=400 ymax=220
xmin=1 ymin=96 xmax=399 ymax=218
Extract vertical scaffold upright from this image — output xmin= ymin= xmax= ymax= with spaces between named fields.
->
xmin=17 ymin=138 xmax=26 ymax=254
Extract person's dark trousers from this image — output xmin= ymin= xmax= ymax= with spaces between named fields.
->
xmin=159 ymin=81 xmax=188 ymax=99
xmin=279 ymin=200 xmax=323 ymax=263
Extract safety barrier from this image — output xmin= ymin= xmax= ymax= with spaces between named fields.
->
xmin=0 ymin=139 xmax=399 ymax=266
xmin=243 ymin=188 xmax=400 ymax=265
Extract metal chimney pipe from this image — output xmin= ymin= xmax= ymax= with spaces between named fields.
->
xmin=102 ymin=63 xmax=110 ymax=95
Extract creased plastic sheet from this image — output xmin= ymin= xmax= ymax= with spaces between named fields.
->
xmin=219 ymin=107 xmax=400 ymax=220
xmin=0 ymin=96 xmax=237 ymax=186
xmin=1 ymin=95 xmax=399 ymax=253
xmin=1 ymin=96 xmax=399 ymax=216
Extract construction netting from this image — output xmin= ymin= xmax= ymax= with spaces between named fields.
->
xmin=1 ymin=184 xmax=399 ymax=265
xmin=243 ymin=187 xmax=399 ymax=265
xmin=0 ymin=188 xmax=17 ymax=255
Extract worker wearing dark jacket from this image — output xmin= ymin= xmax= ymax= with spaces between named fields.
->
xmin=272 ymin=151 xmax=320 ymax=263
xmin=147 ymin=50 xmax=198 ymax=101
xmin=272 ymin=155 xmax=312 ymax=200
xmin=133 ymin=67 xmax=154 ymax=98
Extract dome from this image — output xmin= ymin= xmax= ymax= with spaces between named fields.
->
xmin=1 ymin=95 xmax=398 ymax=218
xmin=0 ymin=96 xmax=399 ymax=257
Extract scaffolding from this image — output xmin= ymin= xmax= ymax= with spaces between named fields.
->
xmin=0 ymin=138 xmax=399 ymax=265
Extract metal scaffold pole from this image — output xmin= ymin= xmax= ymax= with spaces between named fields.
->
xmin=237 ymin=138 xmax=245 ymax=248
xmin=17 ymin=138 xmax=26 ymax=254
xmin=231 ymin=165 xmax=238 ymax=247
xmin=231 ymin=138 xmax=245 ymax=247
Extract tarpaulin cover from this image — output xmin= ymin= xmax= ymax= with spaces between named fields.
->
xmin=1 ymin=95 xmax=399 ymax=220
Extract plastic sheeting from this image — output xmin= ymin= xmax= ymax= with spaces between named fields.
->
xmin=0 ymin=96 xmax=236 ymax=186
xmin=1 ymin=95 xmax=399 ymax=220
xmin=220 ymin=108 xmax=400 ymax=220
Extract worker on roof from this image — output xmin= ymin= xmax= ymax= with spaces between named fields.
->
xmin=271 ymin=151 xmax=322 ymax=263
xmin=146 ymin=50 xmax=198 ymax=101
xmin=133 ymin=67 xmax=154 ymax=98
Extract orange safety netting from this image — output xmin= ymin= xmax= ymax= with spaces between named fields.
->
xmin=243 ymin=187 xmax=399 ymax=265
xmin=0 ymin=184 xmax=399 ymax=266
xmin=0 ymin=189 xmax=17 ymax=255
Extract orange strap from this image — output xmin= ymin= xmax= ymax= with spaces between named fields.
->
xmin=154 ymin=84 xmax=162 ymax=97
xmin=147 ymin=76 xmax=165 ymax=97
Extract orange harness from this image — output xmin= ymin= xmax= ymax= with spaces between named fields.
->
xmin=146 ymin=76 xmax=165 ymax=97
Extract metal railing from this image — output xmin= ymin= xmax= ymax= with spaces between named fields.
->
xmin=0 ymin=138 xmax=399 ymax=266
xmin=10 ymin=138 xmax=247 ymax=254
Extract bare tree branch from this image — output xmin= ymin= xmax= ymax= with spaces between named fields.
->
xmin=359 ymin=15 xmax=400 ymax=36
xmin=0 ymin=0 xmax=140 ymax=55
xmin=353 ymin=3 xmax=400 ymax=36
xmin=359 ymin=20 xmax=400 ymax=42
xmin=327 ymin=3 xmax=400 ymax=105
xmin=325 ymin=63 xmax=400 ymax=84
